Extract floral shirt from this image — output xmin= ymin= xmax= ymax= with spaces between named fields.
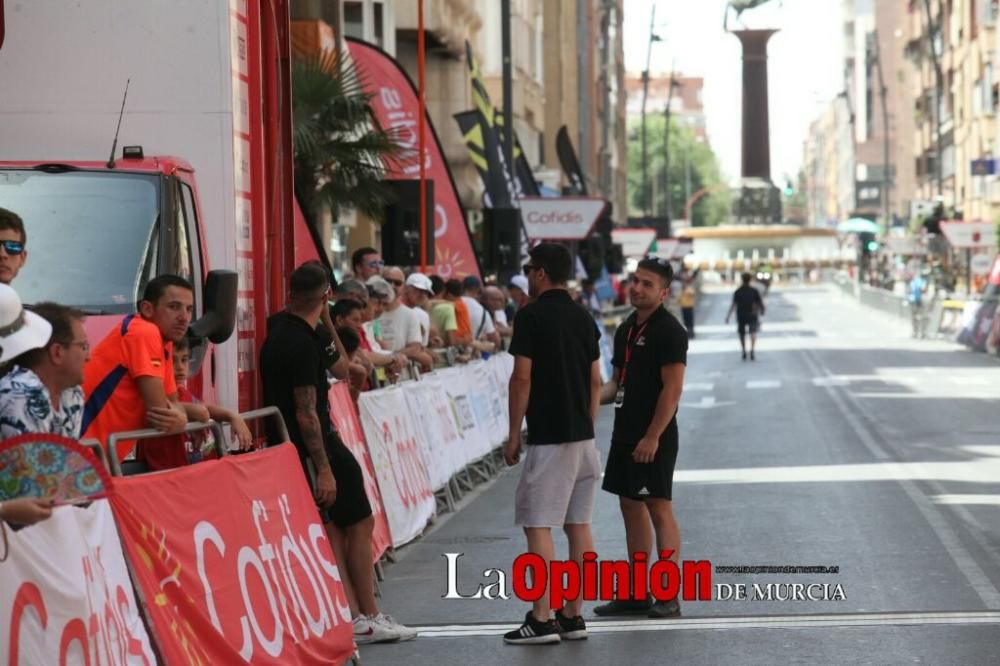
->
xmin=0 ymin=366 xmax=84 ymax=439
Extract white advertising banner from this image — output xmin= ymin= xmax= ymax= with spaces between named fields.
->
xmin=357 ymin=388 xmax=436 ymax=547
xmin=612 ymin=228 xmax=658 ymax=257
xmin=0 ymin=500 xmax=156 ymax=666
xmin=940 ymin=222 xmax=997 ymax=249
xmin=402 ymin=377 xmax=465 ymax=490
xmin=519 ymin=197 xmax=606 ymax=240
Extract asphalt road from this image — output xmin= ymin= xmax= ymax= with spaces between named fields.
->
xmin=357 ymin=283 xmax=1000 ymax=666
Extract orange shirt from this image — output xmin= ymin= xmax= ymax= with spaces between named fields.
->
xmin=82 ymin=315 xmax=176 ymax=460
xmin=454 ymin=297 xmax=472 ymax=340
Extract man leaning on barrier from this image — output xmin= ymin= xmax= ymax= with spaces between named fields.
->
xmin=81 ymin=275 xmax=191 ymax=460
xmin=260 ymin=262 xmax=416 ymax=645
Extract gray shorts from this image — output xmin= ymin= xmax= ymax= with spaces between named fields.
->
xmin=515 ymin=439 xmax=602 ymax=528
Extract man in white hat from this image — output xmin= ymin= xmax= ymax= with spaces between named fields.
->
xmin=0 ymin=284 xmax=51 ymax=367
xmin=0 ymin=301 xmax=89 ymax=439
xmin=374 ymin=271 xmax=432 ymax=371
xmin=400 ymin=273 xmax=435 ymax=347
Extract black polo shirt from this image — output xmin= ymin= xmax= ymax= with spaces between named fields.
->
xmin=259 ymin=311 xmax=339 ymax=451
xmin=733 ymin=285 xmax=763 ymax=319
xmin=611 ymin=306 xmax=688 ymax=444
xmin=508 ymin=289 xmax=601 ymax=445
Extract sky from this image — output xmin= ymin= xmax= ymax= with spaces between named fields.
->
xmin=622 ymin=0 xmax=845 ymax=185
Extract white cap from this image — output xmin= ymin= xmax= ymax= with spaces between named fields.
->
xmin=405 ymin=272 xmax=435 ymax=295
xmin=0 ymin=284 xmax=52 ymax=364
xmin=509 ymin=275 xmax=529 ymax=293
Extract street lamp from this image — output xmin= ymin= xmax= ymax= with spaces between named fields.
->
xmin=640 ymin=5 xmax=662 ymax=216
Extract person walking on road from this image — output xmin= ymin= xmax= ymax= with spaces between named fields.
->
xmin=596 ymin=257 xmax=688 ymax=619
xmin=504 ymin=243 xmax=603 ymax=645
xmin=725 ymin=272 xmax=765 ymax=361
xmin=680 ymin=277 xmax=697 ymax=339
xmin=908 ymin=270 xmax=929 ymax=339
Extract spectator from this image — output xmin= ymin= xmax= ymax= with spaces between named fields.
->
xmin=0 ymin=497 xmax=55 ymax=526
xmin=509 ymin=275 xmax=530 ymax=312
xmin=351 ymin=247 xmax=384 ymax=281
xmin=332 ymin=298 xmax=405 ymax=378
xmin=336 ymin=278 xmax=368 ymax=304
xmin=382 ymin=266 xmax=407 ymax=301
xmin=461 ymin=276 xmax=500 ymax=347
xmin=82 ymin=275 xmax=190 ymax=461
xmin=579 ymin=278 xmax=601 ymax=316
xmin=335 ymin=325 xmax=366 ymax=399
xmin=400 ymin=273 xmax=435 ymax=346
xmin=445 ymin=279 xmax=474 ymax=346
xmin=0 ymin=302 xmax=86 ymax=439
xmin=483 ymin=286 xmax=513 ymax=339
xmin=259 ymin=262 xmax=416 ymax=644
xmin=374 ymin=273 xmax=432 ymax=371
xmin=137 ymin=336 xmax=254 ymax=471
xmin=364 ymin=277 xmax=394 ymax=348
xmin=428 ymin=276 xmax=461 ymax=347
xmin=0 ymin=207 xmax=28 ymax=285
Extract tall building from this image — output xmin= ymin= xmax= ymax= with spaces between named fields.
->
xmin=624 ymin=73 xmax=709 ymax=144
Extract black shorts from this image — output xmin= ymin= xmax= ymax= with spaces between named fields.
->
xmin=737 ymin=316 xmax=760 ymax=335
xmin=601 ymin=436 xmax=679 ymax=501
xmin=301 ymin=431 xmax=373 ymax=528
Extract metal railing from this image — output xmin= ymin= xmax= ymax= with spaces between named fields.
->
xmin=239 ymin=406 xmax=290 ymax=444
xmin=107 ymin=421 xmax=226 ymax=477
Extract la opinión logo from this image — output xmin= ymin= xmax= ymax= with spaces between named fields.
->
xmin=442 ymin=552 xmax=712 ymax=609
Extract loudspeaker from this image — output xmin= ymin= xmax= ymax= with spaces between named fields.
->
xmin=483 ymin=208 xmax=521 ymax=275
xmin=381 ymin=180 xmax=435 ymax=266
xmin=606 ymin=243 xmax=624 ymax=274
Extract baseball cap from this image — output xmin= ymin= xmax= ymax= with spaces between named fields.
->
xmin=405 ymin=273 xmax=435 ymax=296
xmin=0 ymin=284 xmax=53 ymax=364
xmin=509 ymin=275 xmax=529 ymax=293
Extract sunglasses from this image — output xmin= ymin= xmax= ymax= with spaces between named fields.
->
xmin=368 ymin=260 xmax=385 ymax=269
xmin=0 ymin=240 xmax=25 ymax=256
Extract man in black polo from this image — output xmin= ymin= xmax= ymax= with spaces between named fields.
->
xmin=597 ymin=257 xmax=688 ymax=619
xmin=503 ymin=243 xmax=602 ymax=645
xmin=260 ymin=263 xmax=415 ymax=645
xmin=725 ymin=272 xmax=765 ymax=360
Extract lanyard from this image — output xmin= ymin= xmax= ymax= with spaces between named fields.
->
xmin=620 ymin=319 xmax=650 ymax=386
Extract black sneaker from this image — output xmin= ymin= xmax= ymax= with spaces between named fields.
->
xmin=554 ymin=609 xmax=588 ymax=640
xmin=750 ymin=351 xmax=756 ymax=361
xmin=649 ymin=598 xmax=681 ymax=618
xmin=592 ymin=598 xmax=654 ymax=616
xmin=503 ymin=611 xmax=561 ymax=645
xmin=742 ymin=351 xmax=748 ymax=361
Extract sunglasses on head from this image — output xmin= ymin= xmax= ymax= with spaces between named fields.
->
xmin=0 ymin=240 xmax=25 ymax=256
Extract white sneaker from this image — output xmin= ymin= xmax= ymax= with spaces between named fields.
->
xmin=370 ymin=613 xmax=417 ymax=642
xmin=352 ymin=614 xmax=400 ymax=644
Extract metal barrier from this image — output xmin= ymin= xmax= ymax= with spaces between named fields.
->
xmin=107 ymin=421 xmax=226 ymax=477
xmin=80 ymin=438 xmax=108 ymax=473
xmin=238 ymin=406 xmax=290 ymax=445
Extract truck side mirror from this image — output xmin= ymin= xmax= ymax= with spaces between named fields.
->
xmin=189 ymin=269 xmax=238 ymax=344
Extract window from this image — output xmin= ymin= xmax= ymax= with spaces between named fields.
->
xmin=343 ymin=2 xmax=363 ymax=39
xmin=0 ymin=169 xmax=160 ymax=313
xmin=373 ymin=2 xmax=384 ymax=47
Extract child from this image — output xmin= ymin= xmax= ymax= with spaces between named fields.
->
xmin=138 ymin=337 xmax=254 ymax=471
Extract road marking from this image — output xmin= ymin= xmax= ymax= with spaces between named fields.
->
xmin=746 ymin=380 xmax=781 ymax=389
xmin=681 ymin=396 xmax=736 ymax=410
xmin=933 ymin=494 xmax=1000 ymax=506
xmin=686 ymin=382 xmax=715 ymax=391
xmin=410 ymin=611 xmax=1000 ymax=638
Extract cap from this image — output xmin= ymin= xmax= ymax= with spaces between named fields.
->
xmin=405 ymin=273 xmax=435 ymax=296
xmin=462 ymin=275 xmax=482 ymax=291
xmin=509 ymin=275 xmax=529 ymax=293
xmin=366 ymin=275 xmax=395 ymax=302
xmin=0 ymin=285 xmax=53 ymax=364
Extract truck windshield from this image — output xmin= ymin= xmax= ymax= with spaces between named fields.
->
xmin=0 ymin=169 xmax=159 ymax=314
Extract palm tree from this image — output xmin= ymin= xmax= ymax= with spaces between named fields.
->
xmin=292 ymin=51 xmax=402 ymax=226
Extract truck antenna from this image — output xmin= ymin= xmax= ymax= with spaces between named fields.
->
xmin=106 ymin=79 xmax=131 ymax=169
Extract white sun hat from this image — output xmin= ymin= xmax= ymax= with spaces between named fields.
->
xmin=0 ymin=284 xmax=53 ymax=364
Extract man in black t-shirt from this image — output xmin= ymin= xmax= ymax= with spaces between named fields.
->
xmin=725 ymin=272 xmax=765 ymax=360
xmin=597 ymin=257 xmax=688 ymax=619
xmin=260 ymin=263 xmax=415 ymax=645
xmin=503 ymin=243 xmax=603 ymax=645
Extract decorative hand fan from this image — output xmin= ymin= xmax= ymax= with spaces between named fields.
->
xmin=0 ymin=433 xmax=111 ymax=504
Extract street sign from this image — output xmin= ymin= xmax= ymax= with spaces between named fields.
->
xmin=971 ymin=158 xmax=997 ymax=176
xmin=518 ymin=196 xmax=606 ymax=240
xmin=971 ymin=253 xmax=993 ymax=276
xmin=939 ymin=221 xmax=997 ymax=249
xmin=611 ymin=228 xmax=657 ymax=257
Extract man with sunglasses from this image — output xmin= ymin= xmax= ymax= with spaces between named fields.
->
xmin=504 ymin=243 xmax=603 ymax=645
xmin=596 ymin=256 xmax=688 ymax=619
xmin=0 ymin=208 xmax=28 ymax=285
xmin=351 ymin=246 xmax=385 ymax=281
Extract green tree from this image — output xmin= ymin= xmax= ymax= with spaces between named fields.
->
xmin=292 ymin=52 xmax=402 ymax=227
xmin=626 ymin=115 xmax=730 ymax=227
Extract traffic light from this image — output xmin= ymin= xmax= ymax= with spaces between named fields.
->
xmin=783 ymin=180 xmax=794 ymax=197
xmin=859 ymin=231 xmax=878 ymax=256
xmin=866 ymin=239 xmax=880 ymax=253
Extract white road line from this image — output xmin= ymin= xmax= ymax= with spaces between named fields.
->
xmin=686 ymin=382 xmax=715 ymax=391
xmin=746 ymin=380 xmax=781 ymax=389
xmin=410 ymin=611 xmax=1000 ymax=638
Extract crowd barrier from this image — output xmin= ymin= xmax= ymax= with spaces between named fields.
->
xmin=2 ymin=354 xmax=521 ymax=665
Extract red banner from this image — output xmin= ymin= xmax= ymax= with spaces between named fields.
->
xmin=109 ymin=445 xmax=355 ymax=666
xmin=328 ymin=382 xmax=393 ymax=562
xmin=347 ymin=37 xmax=481 ymax=280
